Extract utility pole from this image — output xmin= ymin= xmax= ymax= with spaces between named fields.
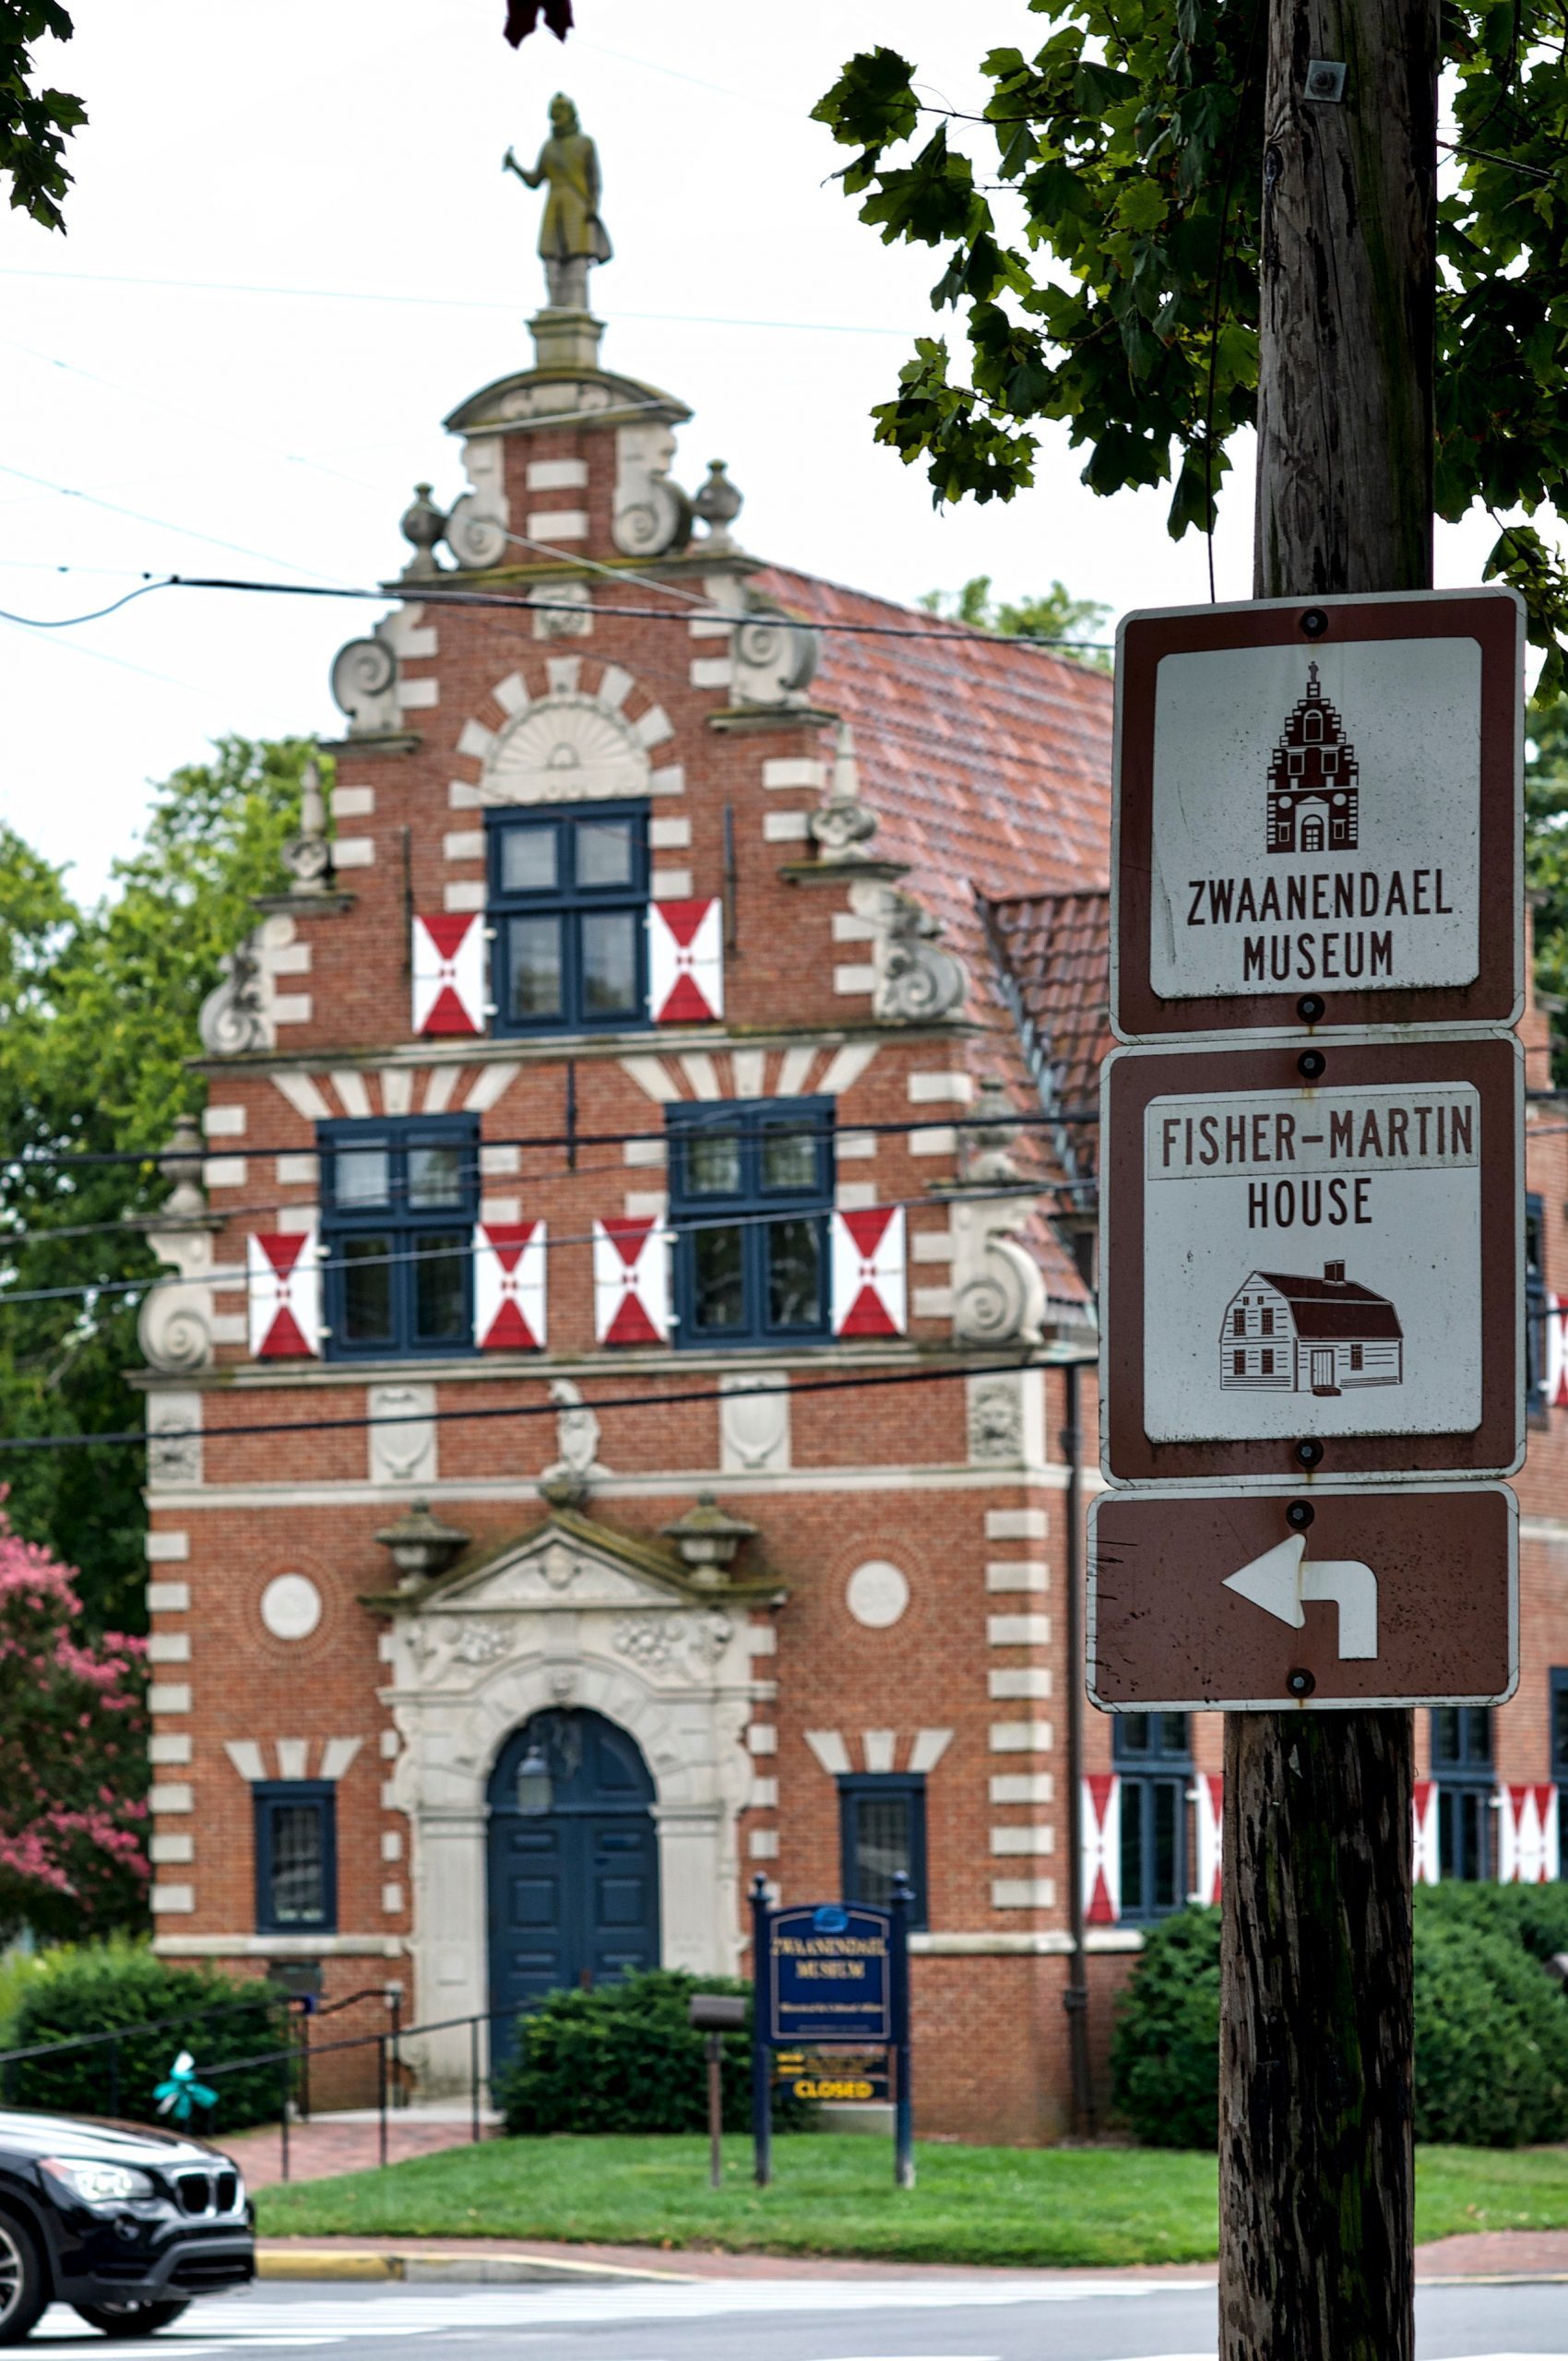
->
xmin=1222 ymin=0 xmax=1437 ymax=2353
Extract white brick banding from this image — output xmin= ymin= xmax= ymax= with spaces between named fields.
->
xmin=989 ymin=1720 xmax=1053 ymax=1752
xmin=987 ymin=1508 xmax=1049 ymax=1540
xmin=986 ymin=1560 xmax=1049 ymax=1592
xmin=989 ymin=1668 xmax=1051 ymax=1700
xmin=988 ymin=1615 xmax=1051 ymax=1646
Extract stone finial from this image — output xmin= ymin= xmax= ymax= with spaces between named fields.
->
xmin=160 ymin=1114 xmax=208 ymax=1223
xmin=808 ymin=723 xmax=878 ymax=863
xmin=692 ymin=460 xmax=743 ymax=552
xmin=960 ymin=1076 xmax=1025 ymax=1185
xmin=399 ymin=484 xmax=447 ymax=580
xmin=280 ymin=759 xmax=333 ymax=896
xmin=661 ymin=1492 xmax=758 ymax=1587
xmin=374 ymin=1500 xmax=471 ymax=1590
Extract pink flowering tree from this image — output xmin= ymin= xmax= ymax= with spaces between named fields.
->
xmin=0 ymin=1508 xmax=148 ymax=1939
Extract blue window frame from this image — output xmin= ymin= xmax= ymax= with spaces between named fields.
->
xmin=1551 ymin=1670 xmax=1568 ymax=1879
xmin=837 ymin=1774 xmax=927 ymax=1929
xmin=254 ymin=1783 xmax=337 ymax=1936
xmin=318 ymin=1116 xmax=478 ymax=1360
xmin=1431 ymin=1706 xmax=1494 ymax=1880
xmin=488 ymin=801 xmax=650 ymax=1035
xmin=1526 ymin=1192 xmax=1549 ymax=1420
xmin=668 ymin=1097 xmax=833 ymax=1348
xmin=1114 ymin=1714 xmax=1191 ymax=1921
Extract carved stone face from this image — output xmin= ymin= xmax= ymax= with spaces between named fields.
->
xmin=549 ymin=94 xmax=578 ymax=136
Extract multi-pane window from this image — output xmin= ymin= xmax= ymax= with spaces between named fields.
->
xmin=668 ymin=1097 xmax=832 ymax=1347
xmin=1526 ymin=1192 xmax=1549 ymax=1419
xmin=254 ymin=1784 xmax=336 ymax=1935
xmin=319 ymin=1117 xmax=478 ymax=1359
xmin=1115 ymin=1714 xmax=1191 ymax=1920
xmin=489 ymin=801 xmax=649 ymax=1034
xmin=1432 ymin=1706 xmax=1494 ymax=1880
xmin=837 ymin=1774 xmax=927 ymax=1928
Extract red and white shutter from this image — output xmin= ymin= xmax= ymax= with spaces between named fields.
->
xmin=1081 ymin=1774 xmax=1121 ymax=1925
xmin=473 ymin=1222 xmax=546 ymax=1351
xmin=411 ymin=913 xmax=486 ymax=1037
xmin=830 ymin=1206 xmax=908 ymax=1338
xmin=1412 ymin=1780 xmax=1440 ymax=1885
xmin=593 ymin=1218 xmax=671 ymax=1346
xmin=1550 ymin=1293 xmax=1568 ymax=1409
xmin=1499 ymin=1782 xmax=1559 ymax=1883
xmin=247 ymin=1230 xmax=322 ymax=1359
xmin=647 ymin=898 xmax=723 ymax=1025
xmin=1194 ymin=1772 xmax=1223 ymax=1907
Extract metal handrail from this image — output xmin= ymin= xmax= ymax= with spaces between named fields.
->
xmin=194 ymin=2001 xmax=541 ymax=2183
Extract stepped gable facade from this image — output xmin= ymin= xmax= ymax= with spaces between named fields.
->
xmin=134 ymin=276 xmax=1134 ymax=2141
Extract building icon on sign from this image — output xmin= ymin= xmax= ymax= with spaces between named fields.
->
xmin=1219 ymin=1260 xmax=1403 ymax=1395
xmin=1265 ymin=660 xmax=1360 ymax=854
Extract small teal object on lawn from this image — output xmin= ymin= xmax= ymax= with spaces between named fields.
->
xmin=154 ymin=2050 xmax=217 ymax=2125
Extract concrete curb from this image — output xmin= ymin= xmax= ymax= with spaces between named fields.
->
xmin=256 ymin=2248 xmax=693 ymax=2284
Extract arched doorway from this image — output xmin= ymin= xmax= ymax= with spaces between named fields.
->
xmin=486 ymin=1709 xmax=659 ymax=2052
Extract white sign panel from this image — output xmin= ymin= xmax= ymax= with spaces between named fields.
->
xmin=1143 ymin=1077 xmax=1481 ymax=1443
xmin=1150 ymin=637 xmax=1480 ymax=1000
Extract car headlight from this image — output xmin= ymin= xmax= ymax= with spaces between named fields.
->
xmin=42 ymin=2157 xmax=157 ymax=2206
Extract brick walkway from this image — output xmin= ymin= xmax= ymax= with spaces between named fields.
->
xmin=227 ymin=2108 xmax=498 ymax=2190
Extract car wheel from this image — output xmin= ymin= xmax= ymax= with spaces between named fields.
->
xmin=70 ymin=2302 xmax=191 ymax=2339
xmin=0 ymin=2212 xmax=48 ymax=2345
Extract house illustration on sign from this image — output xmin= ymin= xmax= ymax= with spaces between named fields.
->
xmin=1219 ymin=1260 xmax=1403 ymax=1396
xmin=1265 ymin=660 xmax=1360 ymax=854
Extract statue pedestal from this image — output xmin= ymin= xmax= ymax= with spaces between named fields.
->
xmin=529 ymin=307 xmax=605 ymax=372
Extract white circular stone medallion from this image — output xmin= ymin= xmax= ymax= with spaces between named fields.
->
xmin=260 ymin=1572 xmax=323 ymax=1643
xmin=845 ymin=1559 xmax=910 ymax=1631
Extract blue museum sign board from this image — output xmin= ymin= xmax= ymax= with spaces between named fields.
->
xmin=762 ymin=1902 xmax=893 ymax=2047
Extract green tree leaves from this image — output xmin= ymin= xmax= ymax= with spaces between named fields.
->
xmin=814 ymin=0 xmax=1568 ymax=690
xmin=0 ymin=739 xmax=313 ymax=1632
xmin=0 ymin=4 xmax=83 ymax=232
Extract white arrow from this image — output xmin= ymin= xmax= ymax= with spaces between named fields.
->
xmin=1223 ymin=1533 xmax=1379 ymax=1660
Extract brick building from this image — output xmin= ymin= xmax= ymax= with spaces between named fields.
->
xmin=137 ymin=271 xmax=1568 ymax=2143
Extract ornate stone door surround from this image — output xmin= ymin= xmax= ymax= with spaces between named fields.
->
xmin=378 ymin=1511 xmax=769 ymax=2090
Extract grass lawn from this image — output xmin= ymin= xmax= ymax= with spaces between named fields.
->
xmin=253 ymin=2134 xmax=1568 ymax=2269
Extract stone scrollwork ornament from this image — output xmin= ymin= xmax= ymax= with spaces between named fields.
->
xmin=197 ymin=932 xmax=271 ymax=1056
xmin=329 ymin=633 xmax=400 ymax=735
xmin=950 ymin=1213 xmax=1048 ymax=1347
xmin=846 ymin=880 xmax=968 ymax=1023
xmin=444 ymin=494 xmax=510 ymax=571
xmin=731 ymin=610 xmax=820 ymax=709
xmin=612 ymin=422 xmax=692 ymax=559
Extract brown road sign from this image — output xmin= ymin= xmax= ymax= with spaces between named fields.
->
xmin=1100 ymin=1029 xmax=1523 ymax=1485
xmin=1087 ymin=1481 xmax=1517 ymax=1712
xmin=1111 ymin=587 xmax=1523 ymax=1041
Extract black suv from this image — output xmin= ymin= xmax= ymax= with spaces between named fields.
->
xmin=0 ymin=2107 xmax=254 ymax=2341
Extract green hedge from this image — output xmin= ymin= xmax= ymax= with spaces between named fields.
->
xmin=495 ymin=1970 xmax=814 ymax=2137
xmin=1110 ymin=1907 xmax=1223 ymax=2149
xmin=3 ymin=1940 xmax=289 ymax=2132
xmin=1111 ymin=1893 xmax=1568 ymax=2150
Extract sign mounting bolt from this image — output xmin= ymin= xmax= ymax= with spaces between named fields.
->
xmin=1305 ymin=60 xmax=1348 ymax=101
xmin=1299 ymin=607 xmax=1329 ymax=637
xmin=1286 ymin=1667 xmax=1317 ymax=1698
xmin=1296 ymin=994 xmax=1325 ymax=1025
xmin=1287 ymin=1501 xmax=1314 ymax=1530
xmin=1294 ymin=1440 xmax=1324 ymax=1469
xmin=1297 ymin=1049 xmax=1326 ymax=1080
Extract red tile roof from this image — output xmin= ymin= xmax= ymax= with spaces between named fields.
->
xmin=753 ymin=567 xmax=1115 ymax=1312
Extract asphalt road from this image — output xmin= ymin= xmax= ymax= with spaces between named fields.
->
xmin=22 ymin=2275 xmax=1568 ymax=2358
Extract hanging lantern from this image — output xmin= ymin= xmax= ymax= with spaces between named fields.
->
xmin=515 ymin=1741 xmax=552 ymax=1816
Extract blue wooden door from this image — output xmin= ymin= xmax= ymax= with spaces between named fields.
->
xmin=487 ymin=1710 xmax=659 ymax=2061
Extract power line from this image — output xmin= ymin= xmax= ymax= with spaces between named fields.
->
xmin=0 ymin=1354 xmax=1049 ymax=1459
xmin=0 ymin=565 xmax=1115 ymax=653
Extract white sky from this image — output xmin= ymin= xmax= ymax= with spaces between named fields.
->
xmin=0 ymin=0 xmax=1509 ymax=904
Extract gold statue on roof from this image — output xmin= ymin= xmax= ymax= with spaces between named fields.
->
xmin=504 ymin=94 xmax=612 ymax=314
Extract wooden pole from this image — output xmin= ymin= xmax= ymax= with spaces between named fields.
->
xmin=1223 ymin=0 xmax=1435 ymax=2354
